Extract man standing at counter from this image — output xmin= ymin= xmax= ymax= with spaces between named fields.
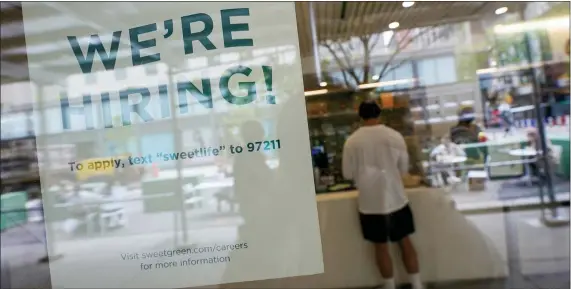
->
xmin=342 ymin=101 xmax=422 ymax=289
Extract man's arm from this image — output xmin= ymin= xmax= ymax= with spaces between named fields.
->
xmin=342 ymin=142 xmax=354 ymax=180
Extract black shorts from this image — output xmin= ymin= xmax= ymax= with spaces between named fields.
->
xmin=359 ymin=204 xmax=415 ymax=243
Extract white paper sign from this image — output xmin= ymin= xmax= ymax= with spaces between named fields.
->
xmin=21 ymin=2 xmax=323 ymax=288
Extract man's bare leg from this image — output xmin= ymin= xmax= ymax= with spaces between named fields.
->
xmin=398 ymin=237 xmax=422 ymax=289
xmin=374 ymin=243 xmax=395 ymax=289
xmin=398 ymin=237 xmax=418 ymax=273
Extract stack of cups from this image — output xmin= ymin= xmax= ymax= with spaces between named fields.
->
xmin=547 ymin=115 xmax=569 ymax=126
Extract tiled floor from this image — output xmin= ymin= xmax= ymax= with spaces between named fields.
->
xmin=1 ymin=207 xmax=569 ymax=289
xmin=426 ymin=207 xmax=570 ymax=289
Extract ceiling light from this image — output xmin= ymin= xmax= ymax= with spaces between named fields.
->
xmin=388 ymin=22 xmax=400 ymax=29
xmin=319 ymin=81 xmax=327 ymax=87
xmin=402 ymin=2 xmax=415 ymax=8
xmin=495 ymin=7 xmax=508 ymax=15
xmin=372 ymin=75 xmax=380 ymax=80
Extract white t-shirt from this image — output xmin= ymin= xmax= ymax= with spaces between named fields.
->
xmin=342 ymin=124 xmax=409 ymax=214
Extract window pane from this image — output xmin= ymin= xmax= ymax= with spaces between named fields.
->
xmin=417 ymin=58 xmax=437 ymax=86
xmin=394 ymin=62 xmax=414 ymax=89
xmin=0 ymin=112 xmax=28 ymax=139
xmin=114 ymin=68 xmax=127 ymax=81
xmin=376 ymin=65 xmax=396 ymax=90
xmin=435 ymin=56 xmax=457 ymax=84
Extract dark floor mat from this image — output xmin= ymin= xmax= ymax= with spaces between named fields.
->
xmin=497 ymin=176 xmax=570 ymax=200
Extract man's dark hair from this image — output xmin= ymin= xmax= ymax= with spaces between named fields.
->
xmin=358 ymin=100 xmax=381 ymax=120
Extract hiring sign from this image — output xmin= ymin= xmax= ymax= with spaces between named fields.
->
xmin=22 ymin=2 xmax=323 ymax=288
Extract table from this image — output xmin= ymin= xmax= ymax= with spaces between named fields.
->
xmin=508 ymin=148 xmax=538 ymax=157
xmin=437 ymin=156 xmax=467 ymax=164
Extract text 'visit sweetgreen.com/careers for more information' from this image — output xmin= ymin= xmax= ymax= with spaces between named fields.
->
xmin=120 ymin=242 xmax=249 ymax=271
xmin=66 ymin=139 xmax=281 ymax=172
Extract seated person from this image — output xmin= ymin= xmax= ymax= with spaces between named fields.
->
xmin=525 ymin=128 xmax=556 ymax=179
xmin=430 ymin=135 xmax=466 ymax=185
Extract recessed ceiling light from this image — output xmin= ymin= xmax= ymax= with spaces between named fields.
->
xmin=402 ymin=2 xmax=415 ymax=8
xmin=495 ymin=7 xmax=508 ymax=15
xmin=319 ymin=81 xmax=327 ymax=87
xmin=388 ymin=22 xmax=400 ymax=29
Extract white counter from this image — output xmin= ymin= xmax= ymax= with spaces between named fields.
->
xmin=219 ymin=187 xmax=508 ymax=288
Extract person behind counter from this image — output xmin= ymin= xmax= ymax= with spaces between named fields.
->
xmin=342 ymin=101 xmax=423 ymax=289
xmin=450 ymin=105 xmax=487 ymax=161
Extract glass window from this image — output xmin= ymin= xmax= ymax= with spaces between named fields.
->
xmin=378 ymin=65 xmax=395 ymax=82
xmin=417 ymin=56 xmax=457 ymax=86
xmin=218 ymin=52 xmax=240 ymax=63
xmin=140 ymin=133 xmax=174 ymax=167
xmin=187 ymin=56 xmax=208 ymax=69
xmin=44 ymin=107 xmax=64 ymax=134
xmin=114 ymin=68 xmax=127 ymax=81
xmin=434 ymin=56 xmax=457 ymax=84
xmin=61 ymin=100 xmax=99 ymax=131
xmin=375 ymin=62 xmax=413 ymax=90
xmin=329 ymin=71 xmax=347 ymax=86
xmin=394 ymin=62 xmax=415 ymax=89
xmin=2 ymin=3 xmax=570 ymax=289
xmin=85 ymin=73 xmax=97 ymax=85
xmin=417 ymin=58 xmax=438 ymax=86
xmin=0 ymin=112 xmax=28 ymax=139
xmin=144 ymin=64 xmax=158 ymax=76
